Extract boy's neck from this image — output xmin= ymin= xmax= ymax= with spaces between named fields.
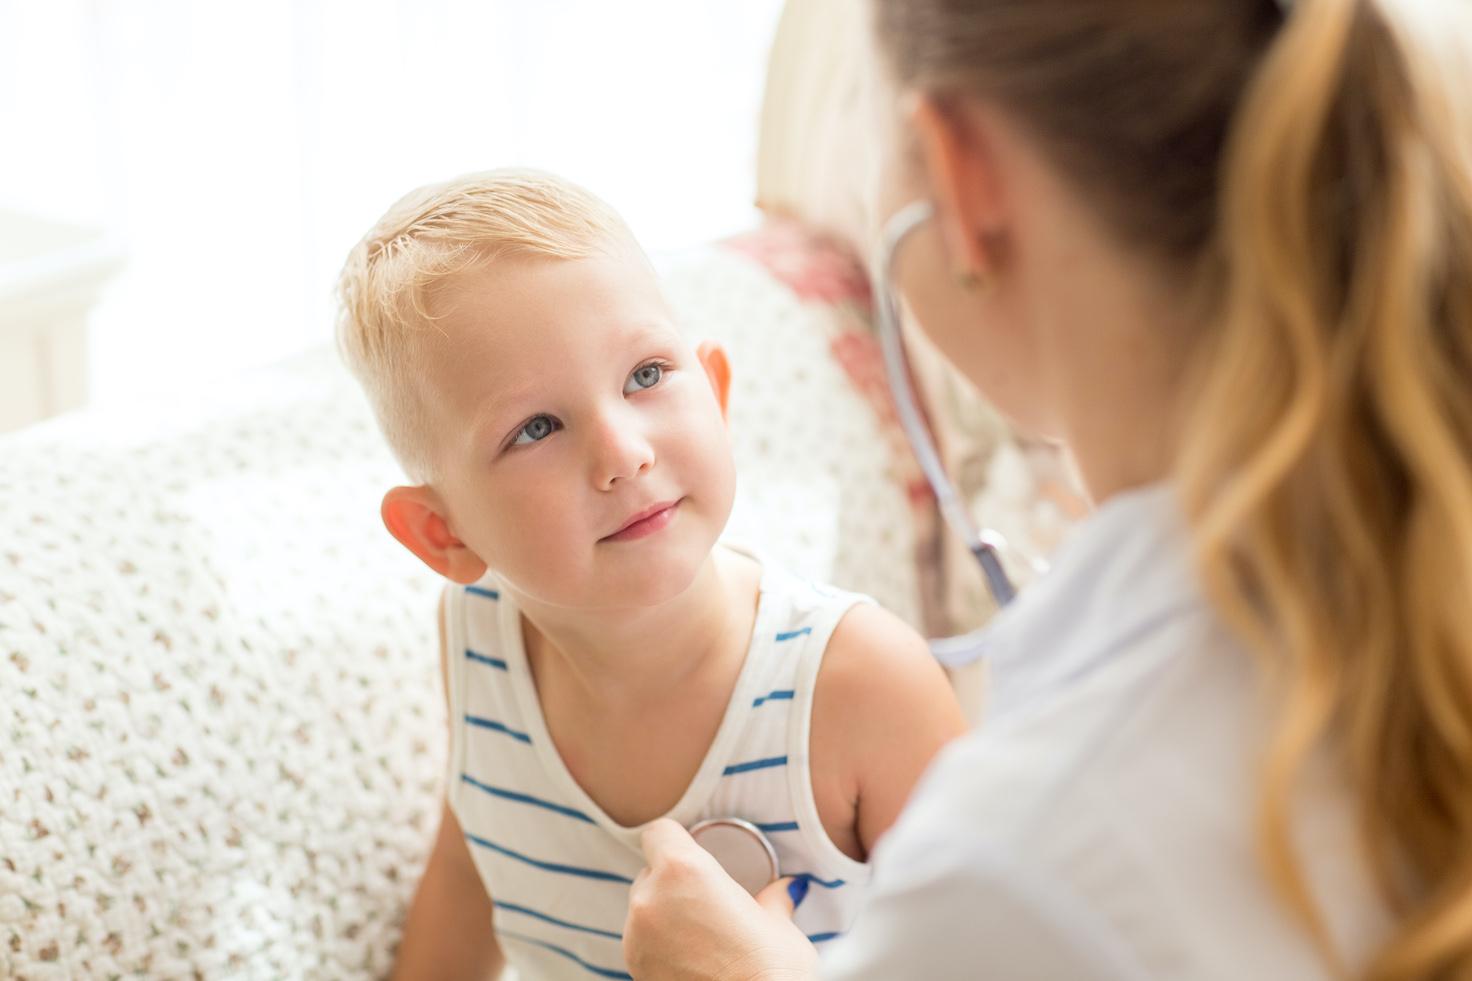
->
xmin=514 ymin=547 xmax=761 ymax=709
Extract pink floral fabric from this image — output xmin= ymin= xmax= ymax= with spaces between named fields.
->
xmin=724 ymin=218 xmax=941 ymax=583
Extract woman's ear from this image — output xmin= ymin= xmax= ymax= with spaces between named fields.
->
xmin=908 ymin=94 xmax=1005 ymax=281
xmin=381 ymin=485 xmax=488 ymax=584
xmin=696 ymin=341 xmax=732 ymax=420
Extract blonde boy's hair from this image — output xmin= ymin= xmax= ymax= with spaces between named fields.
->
xmin=335 ymin=169 xmax=635 ymax=482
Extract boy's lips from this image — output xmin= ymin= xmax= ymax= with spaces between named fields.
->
xmin=601 ymin=498 xmax=683 ymax=542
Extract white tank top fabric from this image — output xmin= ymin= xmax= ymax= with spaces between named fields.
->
xmin=442 ymin=551 xmax=873 ymax=981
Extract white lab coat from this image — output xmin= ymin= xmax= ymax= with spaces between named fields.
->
xmin=823 ymin=485 xmax=1392 ymax=980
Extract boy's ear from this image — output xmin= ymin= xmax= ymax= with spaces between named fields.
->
xmin=695 ymin=340 xmax=732 ymax=420
xmin=381 ymin=485 xmax=488 ymax=584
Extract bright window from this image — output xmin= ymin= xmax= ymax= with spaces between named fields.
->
xmin=0 ymin=0 xmax=786 ymax=403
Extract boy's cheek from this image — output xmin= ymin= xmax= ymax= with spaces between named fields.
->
xmin=670 ymin=408 xmax=734 ymax=465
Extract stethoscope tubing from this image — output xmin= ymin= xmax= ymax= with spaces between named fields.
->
xmin=873 ymin=201 xmax=1019 ymax=613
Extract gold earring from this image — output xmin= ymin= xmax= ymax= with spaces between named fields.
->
xmin=956 ymin=268 xmax=993 ymax=294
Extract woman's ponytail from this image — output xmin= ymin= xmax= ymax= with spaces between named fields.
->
xmin=1179 ymin=2 xmax=1472 ymax=976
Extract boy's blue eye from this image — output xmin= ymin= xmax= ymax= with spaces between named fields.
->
xmin=624 ymin=363 xmax=663 ymax=394
xmin=511 ymin=415 xmax=559 ymax=446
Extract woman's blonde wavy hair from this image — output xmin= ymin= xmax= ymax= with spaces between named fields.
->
xmin=874 ymin=0 xmax=1472 ymax=977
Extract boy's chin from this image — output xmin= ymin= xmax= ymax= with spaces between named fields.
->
xmin=592 ymin=541 xmax=714 ymax=608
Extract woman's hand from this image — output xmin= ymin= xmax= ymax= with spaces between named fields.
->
xmin=623 ymin=818 xmax=820 ymax=981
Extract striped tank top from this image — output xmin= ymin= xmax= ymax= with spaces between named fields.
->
xmin=442 ymin=550 xmax=873 ymax=980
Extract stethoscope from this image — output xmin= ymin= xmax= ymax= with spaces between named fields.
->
xmin=876 ymin=201 xmax=1023 ymax=618
xmin=691 ymin=201 xmax=1040 ymax=892
xmin=874 ymin=200 xmax=1048 ymax=669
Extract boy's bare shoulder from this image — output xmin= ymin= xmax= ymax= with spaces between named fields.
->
xmin=812 ymin=602 xmax=969 ymax=852
xmin=817 ymin=602 xmax=959 ymax=724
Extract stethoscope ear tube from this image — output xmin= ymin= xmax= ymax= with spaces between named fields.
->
xmin=928 ymin=622 xmax=994 ymax=668
xmin=971 ymin=540 xmax=1017 ymax=608
xmin=873 ymin=200 xmax=1021 ymax=624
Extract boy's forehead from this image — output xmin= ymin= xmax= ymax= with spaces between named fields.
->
xmin=416 ymin=253 xmax=685 ymax=414
xmin=437 ymin=251 xmax=671 ymax=338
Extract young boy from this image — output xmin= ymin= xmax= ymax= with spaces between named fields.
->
xmin=336 ymin=170 xmax=966 ymax=980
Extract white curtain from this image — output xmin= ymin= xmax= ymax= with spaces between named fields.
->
xmin=0 ymin=0 xmax=785 ymax=403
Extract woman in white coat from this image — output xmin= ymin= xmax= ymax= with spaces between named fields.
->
xmin=622 ymin=1 xmax=1472 ymax=978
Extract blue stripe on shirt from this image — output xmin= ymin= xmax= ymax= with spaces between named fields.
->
xmin=807 ymin=932 xmax=842 ymax=944
xmin=497 ymin=929 xmax=632 ymax=979
xmin=464 ymin=714 xmax=532 ymax=744
xmin=466 ymin=650 xmax=508 ymax=671
xmin=460 ymin=774 xmax=595 ymax=824
xmin=464 ymin=832 xmax=635 ymax=884
xmin=792 ymin=872 xmax=847 ymax=889
xmin=751 ymin=689 xmax=795 ymax=708
xmin=466 ymin=585 xmax=501 ymax=600
xmin=755 ymin=820 xmax=800 ymax=833
xmin=494 ymin=900 xmax=623 ymax=941
xmin=775 ymin=627 xmax=812 ymax=642
xmin=722 ymin=755 xmax=788 ymax=776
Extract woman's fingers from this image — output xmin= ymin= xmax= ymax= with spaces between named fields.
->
xmin=624 ymin=820 xmax=819 ymax=980
xmin=639 ymin=817 xmax=703 ymax=868
xmin=635 ymin=818 xmax=721 ymax=891
xmin=755 ymin=875 xmax=806 ymax=917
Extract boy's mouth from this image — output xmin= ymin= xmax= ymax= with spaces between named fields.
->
xmin=601 ymin=498 xmax=683 ymax=543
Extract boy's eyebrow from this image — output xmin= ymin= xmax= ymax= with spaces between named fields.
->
xmin=603 ymin=320 xmax=675 ymax=354
xmin=470 ymin=381 xmax=545 ymax=443
xmin=468 ymin=321 xmax=681 ymax=441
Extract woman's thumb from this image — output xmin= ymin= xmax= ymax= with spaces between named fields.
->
xmin=755 ymin=875 xmax=809 ymax=919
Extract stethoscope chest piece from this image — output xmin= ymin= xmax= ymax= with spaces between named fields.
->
xmin=689 ymin=817 xmax=780 ymax=895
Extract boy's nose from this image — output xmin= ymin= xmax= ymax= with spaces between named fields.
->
xmin=591 ymin=416 xmax=656 ymax=489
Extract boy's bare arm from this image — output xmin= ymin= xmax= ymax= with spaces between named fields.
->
xmin=391 ymin=594 xmax=505 ymax=981
xmin=392 ymin=802 xmax=504 ymax=980
xmin=812 ymin=603 xmax=970 ymax=856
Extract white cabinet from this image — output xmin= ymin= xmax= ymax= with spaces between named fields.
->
xmin=0 ymin=211 xmax=123 ymax=432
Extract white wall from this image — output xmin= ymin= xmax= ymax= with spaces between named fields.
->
xmin=0 ymin=0 xmax=785 ymax=404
